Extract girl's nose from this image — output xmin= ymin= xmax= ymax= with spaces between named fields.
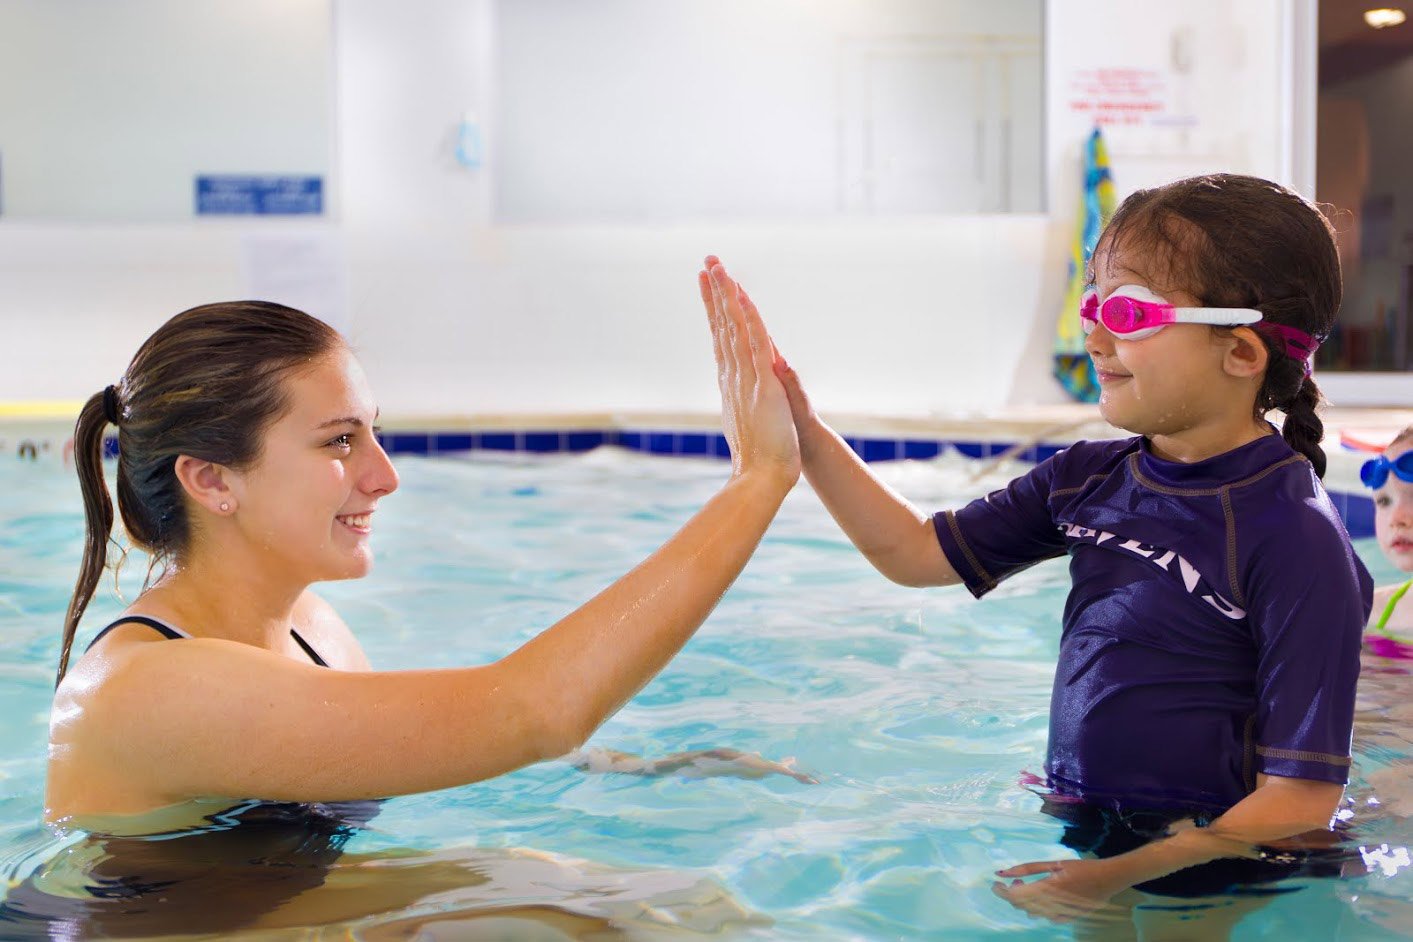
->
xmin=1084 ymin=322 xmax=1116 ymax=358
xmin=1391 ymin=496 xmax=1413 ymax=528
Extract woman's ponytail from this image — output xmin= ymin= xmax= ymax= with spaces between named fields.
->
xmin=59 ymin=389 xmax=119 ymax=686
xmin=1280 ymin=375 xmax=1326 ymax=479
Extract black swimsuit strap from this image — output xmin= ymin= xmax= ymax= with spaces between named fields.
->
xmin=290 ymin=629 xmax=330 ymax=668
xmin=86 ymin=615 xmax=187 ymax=650
xmin=87 ymin=616 xmax=329 ymax=668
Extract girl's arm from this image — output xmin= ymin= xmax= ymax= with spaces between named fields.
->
xmin=713 ymin=270 xmax=959 ymax=589
xmin=786 ymin=402 xmax=959 ymax=589
xmin=993 ymin=774 xmax=1342 ymax=920
xmin=58 ymin=262 xmax=799 ymax=813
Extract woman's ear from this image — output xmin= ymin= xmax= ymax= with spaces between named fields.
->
xmin=173 ymin=455 xmax=236 ymax=515
xmin=1223 ymin=326 xmax=1271 ymax=380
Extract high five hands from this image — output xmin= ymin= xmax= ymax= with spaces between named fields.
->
xmin=698 ymin=257 xmax=800 ymax=485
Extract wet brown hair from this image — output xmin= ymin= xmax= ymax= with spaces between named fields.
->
xmin=1094 ymin=173 xmax=1340 ymax=477
xmin=60 ymin=301 xmax=344 ymax=685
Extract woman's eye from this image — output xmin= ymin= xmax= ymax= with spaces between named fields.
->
xmin=329 ymin=433 xmax=353 ymax=448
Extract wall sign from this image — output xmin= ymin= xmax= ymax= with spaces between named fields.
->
xmin=195 ymin=175 xmax=323 ymax=215
xmin=1066 ymin=68 xmax=1170 ymax=127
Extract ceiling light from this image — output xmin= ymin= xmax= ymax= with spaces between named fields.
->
xmin=1365 ymin=8 xmax=1407 ymax=28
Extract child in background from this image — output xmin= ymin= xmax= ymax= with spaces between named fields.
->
xmin=700 ymin=173 xmax=1372 ymax=927
xmin=1363 ymin=426 xmax=1413 ymax=658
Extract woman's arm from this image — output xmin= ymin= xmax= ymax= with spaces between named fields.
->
xmin=62 ymin=262 xmax=800 ymax=811
xmin=992 ymin=774 xmax=1342 ymax=921
xmin=708 ymin=264 xmax=957 ymax=589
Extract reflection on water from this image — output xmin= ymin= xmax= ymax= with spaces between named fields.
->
xmin=1326 ymin=653 xmax=1413 ymax=939
xmin=0 ymin=797 xmax=762 ymax=939
xmin=6 ymin=451 xmax=1413 ymax=938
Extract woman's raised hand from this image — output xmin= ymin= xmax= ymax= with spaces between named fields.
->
xmin=699 ymin=257 xmax=800 ymax=487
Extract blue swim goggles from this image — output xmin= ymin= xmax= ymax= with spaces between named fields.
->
xmin=1361 ymin=452 xmax=1413 ymax=489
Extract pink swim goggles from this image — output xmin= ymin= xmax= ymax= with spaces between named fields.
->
xmin=1081 ymin=284 xmax=1320 ymax=372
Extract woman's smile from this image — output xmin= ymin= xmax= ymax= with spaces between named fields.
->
xmin=336 ymin=511 xmax=374 ymax=535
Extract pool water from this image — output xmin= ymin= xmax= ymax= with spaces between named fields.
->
xmin=1 ymin=447 xmax=1410 ymax=939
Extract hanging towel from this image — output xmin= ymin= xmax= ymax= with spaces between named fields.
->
xmin=1053 ymin=127 xmax=1116 ymax=402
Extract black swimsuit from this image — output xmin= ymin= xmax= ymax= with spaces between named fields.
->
xmin=0 ymin=616 xmax=382 ymax=938
xmin=86 ymin=614 xmax=332 ymax=667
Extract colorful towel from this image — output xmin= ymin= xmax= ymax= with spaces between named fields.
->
xmin=1053 ymin=127 xmax=1116 ymax=402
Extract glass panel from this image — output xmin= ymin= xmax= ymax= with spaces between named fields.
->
xmin=493 ymin=0 xmax=1044 ymax=222
xmin=1315 ymin=4 xmax=1413 ymax=371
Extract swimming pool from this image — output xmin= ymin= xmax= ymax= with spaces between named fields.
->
xmin=0 ymin=447 xmax=1409 ymax=939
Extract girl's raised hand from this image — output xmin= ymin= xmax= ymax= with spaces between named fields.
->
xmin=699 ymin=256 xmax=800 ymax=487
xmin=738 ymin=280 xmax=818 ymax=448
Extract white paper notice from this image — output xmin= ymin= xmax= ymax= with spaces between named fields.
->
xmin=238 ymin=231 xmax=349 ymax=336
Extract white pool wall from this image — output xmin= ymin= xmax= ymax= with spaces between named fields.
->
xmin=2 ymin=0 xmax=1305 ymax=418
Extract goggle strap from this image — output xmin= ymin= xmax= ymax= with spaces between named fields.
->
xmin=1251 ymin=323 xmax=1320 ymax=374
xmin=1164 ymin=307 xmax=1264 ymax=327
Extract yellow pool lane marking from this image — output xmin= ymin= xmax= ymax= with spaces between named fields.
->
xmin=0 ymin=401 xmax=84 ymax=420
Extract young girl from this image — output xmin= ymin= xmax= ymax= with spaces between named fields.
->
xmin=1364 ymin=426 xmax=1413 ymax=658
xmin=705 ymin=173 xmax=1373 ymax=923
xmin=8 ymin=277 xmax=798 ymax=936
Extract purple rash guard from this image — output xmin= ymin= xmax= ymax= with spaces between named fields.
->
xmin=933 ymin=433 xmax=1372 ymax=814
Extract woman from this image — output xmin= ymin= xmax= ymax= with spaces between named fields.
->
xmin=9 ymin=262 xmax=794 ymax=937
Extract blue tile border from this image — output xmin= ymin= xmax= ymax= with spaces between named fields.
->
xmin=523 ymin=431 xmax=560 ymax=453
xmin=680 ymin=433 xmax=710 ymax=456
xmin=151 ymin=426 xmax=1360 ymax=542
xmin=903 ymin=440 xmax=942 ymax=461
xmin=384 ymin=433 xmax=430 ymax=456
xmin=478 ymin=432 xmax=517 ymax=451
xmin=566 ymin=431 xmax=606 ymax=452
xmin=432 ymin=432 xmax=474 ymax=453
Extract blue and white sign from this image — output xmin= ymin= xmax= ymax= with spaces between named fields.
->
xmin=195 ymin=175 xmax=323 ymax=215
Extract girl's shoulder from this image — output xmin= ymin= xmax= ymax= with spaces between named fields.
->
xmin=1038 ymin=436 xmax=1141 ymax=479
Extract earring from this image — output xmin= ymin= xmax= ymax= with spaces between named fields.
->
xmin=219 ymin=502 xmax=230 ymax=512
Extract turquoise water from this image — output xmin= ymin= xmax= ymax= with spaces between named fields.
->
xmin=1 ymin=447 xmax=1411 ymax=939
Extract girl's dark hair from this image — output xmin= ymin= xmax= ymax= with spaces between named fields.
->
xmin=60 ymin=301 xmax=344 ymax=685
xmin=1096 ymin=173 xmax=1341 ymax=477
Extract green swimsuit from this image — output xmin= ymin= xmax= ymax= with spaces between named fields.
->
xmin=1374 ymin=579 xmax=1413 ymax=636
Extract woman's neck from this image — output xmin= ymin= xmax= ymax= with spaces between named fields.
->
xmin=139 ymin=550 xmax=305 ymax=652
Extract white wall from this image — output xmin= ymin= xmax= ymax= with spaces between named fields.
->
xmin=0 ymin=0 xmax=332 ymax=221
xmin=0 ymin=0 xmax=1298 ymax=419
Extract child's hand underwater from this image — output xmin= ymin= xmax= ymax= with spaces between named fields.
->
xmin=991 ymin=857 xmax=1132 ymax=925
xmin=566 ymin=747 xmax=818 ymax=784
